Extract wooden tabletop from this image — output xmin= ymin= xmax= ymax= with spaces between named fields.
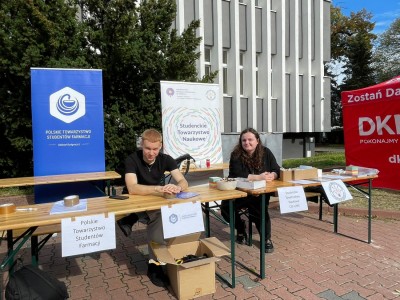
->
xmin=237 ymin=174 xmax=379 ymax=195
xmin=0 ymin=171 xmax=121 ymax=188
xmin=179 ymin=163 xmax=229 ymax=174
xmin=0 ymin=185 xmax=247 ymax=231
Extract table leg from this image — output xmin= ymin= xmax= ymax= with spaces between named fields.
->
xmin=343 ymin=179 xmax=374 ymax=243
xmin=204 ymin=202 xmax=211 ymax=237
xmin=260 ymin=194 xmax=266 ymax=279
xmin=332 ymin=204 xmax=338 ymax=234
xmin=368 ymin=179 xmax=372 ymax=244
xmin=229 ymin=200 xmax=236 ymax=287
xmin=6 ymin=230 xmax=13 ymax=271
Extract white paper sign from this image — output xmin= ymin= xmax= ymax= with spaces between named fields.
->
xmin=161 ymin=201 xmax=204 ymax=239
xmin=321 ymin=180 xmax=353 ymax=204
xmin=61 ymin=213 xmax=116 ymax=257
xmin=277 ymin=186 xmax=309 ymax=214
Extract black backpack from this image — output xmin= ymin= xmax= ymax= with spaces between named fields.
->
xmin=5 ymin=265 xmax=68 ymax=300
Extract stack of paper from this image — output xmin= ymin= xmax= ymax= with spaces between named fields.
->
xmin=236 ymin=178 xmax=266 ymax=189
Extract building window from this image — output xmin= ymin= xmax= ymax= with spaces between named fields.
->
xmin=223 ymin=50 xmax=228 ymax=94
xmin=255 ymin=54 xmax=259 ymax=96
xmin=239 ymin=52 xmax=244 ymax=96
xmin=204 ymin=47 xmax=211 ymax=76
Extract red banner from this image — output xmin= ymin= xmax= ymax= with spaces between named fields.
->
xmin=341 ymin=76 xmax=400 ymax=190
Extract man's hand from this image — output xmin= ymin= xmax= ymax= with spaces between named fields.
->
xmin=156 ymin=184 xmax=182 ymax=194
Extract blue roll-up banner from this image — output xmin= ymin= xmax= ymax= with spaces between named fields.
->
xmin=31 ymin=68 xmax=105 ymax=203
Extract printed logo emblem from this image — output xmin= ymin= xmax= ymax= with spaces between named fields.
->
xmin=49 ymin=87 xmax=86 ymax=123
xmin=169 ymin=213 xmax=178 ymax=224
xmin=328 ymin=182 xmax=346 ymax=202
xmin=205 ymin=89 xmax=216 ymax=100
xmin=166 ymin=88 xmax=174 ymax=97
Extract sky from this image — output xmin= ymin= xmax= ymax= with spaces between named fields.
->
xmin=332 ymin=0 xmax=400 ymax=34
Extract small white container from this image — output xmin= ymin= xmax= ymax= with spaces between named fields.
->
xmin=216 ymin=180 xmax=237 ymax=191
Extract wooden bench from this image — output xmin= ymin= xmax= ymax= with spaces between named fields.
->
xmin=1 ymin=213 xmax=127 ymax=267
xmin=1 ymin=225 xmax=61 ymax=267
xmin=2 ymin=225 xmax=61 ymax=238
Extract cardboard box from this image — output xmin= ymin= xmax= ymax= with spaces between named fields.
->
xmin=236 ymin=178 xmax=266 ymax=190
xmin=280 ymin=170 xmax=293 ymax=182
xmin=280 ymin=168 xmax=318 ymax=181
xmin=151 ymin=233 xmax=230 ymax=300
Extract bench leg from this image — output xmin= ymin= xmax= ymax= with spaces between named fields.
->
xmin=248 ymin=219 xmax=253 ymax=246
xmin=31 ymin=236 xmax=39 ymax=266
xmin=319 ymin=197 xmax=323 ymax=220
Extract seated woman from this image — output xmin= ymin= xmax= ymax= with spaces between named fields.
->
xmin=220 ymin=128 xmax=280 ymax=253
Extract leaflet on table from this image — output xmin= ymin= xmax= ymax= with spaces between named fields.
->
xmin=322 ymin=174 xmax=352 ymax=180
xmin=291 ymin=173 xmax=360 ymax=184
xmin=306 ymin=177 xmax=333 ymax=182
xmin=175 ymin=192 xmax=199 ymax=199
xmin=288 ymin=179 xmax=317 ymax=184
xmin=50 ymin=199 xmax=88 ymax=215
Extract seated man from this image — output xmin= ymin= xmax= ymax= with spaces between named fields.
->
xmin=117 ymin=129 xmax=188 ymax=287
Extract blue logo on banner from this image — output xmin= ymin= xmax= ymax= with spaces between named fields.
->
xmin=50 ymin=87 xmax=86 ymax=123
xmin=31 ymin=68 xmax=105 ymax=203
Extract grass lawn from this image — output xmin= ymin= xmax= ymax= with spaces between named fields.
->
xmin=282 ymin=152 xmax=345 ymax=169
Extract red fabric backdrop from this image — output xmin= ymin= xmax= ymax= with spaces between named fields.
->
xmin=341 ymin=76 xmax=400 ymax=190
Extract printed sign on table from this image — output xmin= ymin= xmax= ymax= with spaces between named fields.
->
xmin=277 ymin=186 xmax=308 ymax=214
xmin=161 ymin=201 xmax=204 ymax=239
xmin=61 ymin=213 xmax=116 ymax=257
xmin=321 ymin=180 xmax=353 ymax=205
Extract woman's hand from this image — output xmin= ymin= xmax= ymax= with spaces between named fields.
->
xmin=248 ymin=172 xmax=276 ymax=182
xmin=263 ymin=172 xmax=276 ymax=182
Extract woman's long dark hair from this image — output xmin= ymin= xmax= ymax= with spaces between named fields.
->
xmin=231 ymin=128 xmax=265 ymax=172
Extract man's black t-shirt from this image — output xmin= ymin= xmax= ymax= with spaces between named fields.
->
xmin=124 ymin=150 xmax=178 ymax=186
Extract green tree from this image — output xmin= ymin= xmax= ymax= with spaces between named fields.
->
xmin=340 ymin=9 xmax=377 ymax=91
xmin=327 ymin=6 xmax=377 ymax=129
xmin=330 ymin=6 xmax=351 ymax=61
xmin=0 ymin=0 xmax=213 ymax=178
xmin=0 ymin=0 xmax=88 ymax=178
xmin=328 ymin=5 xmax=349 ymax=127
xmin=328 ymin=70 xmax=342 ymax=127
xmin=373 ymin=18 xmax=400 ymax=82
xmin=80 ymin=0 xmax=205 ymax=174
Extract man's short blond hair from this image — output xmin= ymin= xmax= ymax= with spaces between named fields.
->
xmin=142 ymin=129 xmax=162 ymax=143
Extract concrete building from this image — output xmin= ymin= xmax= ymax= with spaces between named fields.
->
xmin=173 ymin=0 xmax=332 ymax=160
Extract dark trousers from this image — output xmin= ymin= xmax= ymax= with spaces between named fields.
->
xmin=220 ymin=194 xmax=272 ymax=240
